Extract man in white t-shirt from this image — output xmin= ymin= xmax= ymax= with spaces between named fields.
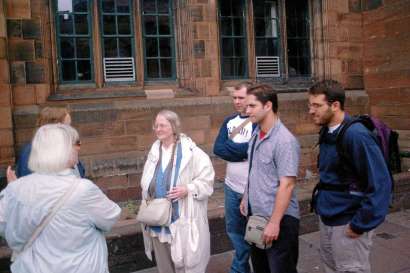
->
xmin=214 ymin=82 xmax=255 ymax=273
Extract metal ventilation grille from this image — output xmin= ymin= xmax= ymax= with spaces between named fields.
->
xmin=256 ymin=56 xmax=280 ymax=78
xmin=103 ymin=57 xmax=135 ymax=82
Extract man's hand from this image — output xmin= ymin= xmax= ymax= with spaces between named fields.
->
xmin=346 ymin=225 xmax=362 ymax=239
xmin=263 ymin=221 xmax=280 ymax=245
xmin=240 ymin=198 xmax=246 ymax=216
xmin=6 ymin=166 xmax=17 ymax=183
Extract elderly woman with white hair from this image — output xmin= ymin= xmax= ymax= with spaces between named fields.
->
xmin=138 ymin=110 xmax=215 ymax=273
xmin=0 ymin=124 xmax=121 ymax=273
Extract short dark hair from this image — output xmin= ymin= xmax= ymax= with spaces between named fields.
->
xmin=308 ymin=80 xmax=345 ymax=110
xmin=247 ymin=84 xmax=278 ymax=113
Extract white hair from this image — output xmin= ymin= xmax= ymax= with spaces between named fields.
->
xmin=156 ymin=110 xmax=182 ymax=137
xmin=28 ymin=123 xmax=79 ymax=174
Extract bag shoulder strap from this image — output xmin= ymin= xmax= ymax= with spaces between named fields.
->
xmin=229 ymin=117 xmax=251 ymax=140
xmin=23 ymin=178 xmax=80 ymax=251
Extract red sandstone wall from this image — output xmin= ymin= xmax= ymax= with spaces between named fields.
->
xmin=362 ymin=0 xmax=410 ymax=169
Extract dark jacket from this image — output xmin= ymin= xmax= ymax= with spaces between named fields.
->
xmin=16 ymin=142 xmax=86 ymax=178
xmin=316 ymin=115 xmax=392 ymax=234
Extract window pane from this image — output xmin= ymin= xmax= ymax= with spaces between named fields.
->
xmin=75 ymin=14 xmax=88 ymax=34
xmin=146 ymin=38 xmax=158 ymax=57
xmin=117 ymin=0 xmax=130 ymax=12
xmin=232 ymin=2 xmax=243 ymax=16
xmin=160 ymin=59 xmax=172 ymax=78
xmin=235 ymin=58 xmax=246 ymax=77
xmin=159 ymin=38 xmax=171 ymax=57
xmin=102 ymin=0 xmax=115 ymax=12
xmin=220 ymin=0 xmax=231 ymax=16
xmin=234 ymin=38 xmax=244 ymax=57
xmin=220 ymin=18 xmax=232 ymax=36
xmin=253 ymin=0 xmax=264 ymax=17
xmin=286 ymin=0 xmax=310 ymax=76
xmin=255 ymin=38 xmax=266 ymax=56
xmin=158 ymin=16 xmax=170 ymax=35
xmin=144 ymin=16 xmax=157 ymax=35
xmin=118 ymin=16 xmax=131 ymax=34
xmin=222 ymin=58 xmax=234 ymax=77
xmin=143 ymin=0 xmax=156 ymax=13
xmin=254 ymin=19 xmax=266 ymax=37
xmin=62 ymin=60 xmax=76 ymax=81
xmin=61 ymin=38 xmax=75 ymax=58
xmin=147 ymin=59 xmax=159 ymax=78
xmin=59 ymin=14 xmax=74 ymax=34
xmin=233 ymin=18 xmax=244 ymax=36
xmin=158 ymin=1 xmax=169 ymax=13
xmin=119 ymin=37 xmax=132 ymax=57
xmin=73 ymin=0 xmax=87 ymax=12
xmin=222 ymin=38 xmax=234 ymax=57
xmin=77 ymin=60 xmax=91 ymax=80
xmin=104 ymin=38 xmax=117 ymax=57
xmin=103 ymin=15 xmax=116 ymax=34
xmin=76 ymin=38 xmax=90 ymax=58
xmin=266 ymin=38 xmax=279 ymax=56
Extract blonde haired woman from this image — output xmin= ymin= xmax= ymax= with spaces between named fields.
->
xmin=139 ymin=110 xmax=215 ymax=273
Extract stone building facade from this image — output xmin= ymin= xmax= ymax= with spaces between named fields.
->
xmin=0 ymin=0 xmax=409 ymax=202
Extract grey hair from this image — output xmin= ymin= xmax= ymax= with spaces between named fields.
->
xmin=28 ymin=123 xmax=79 ymax=174
xmin=156 ymin=110 xmax=182 ymax=138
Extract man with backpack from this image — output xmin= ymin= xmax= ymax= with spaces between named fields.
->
xmin=308 ymin=80 xmax=392 ymax=273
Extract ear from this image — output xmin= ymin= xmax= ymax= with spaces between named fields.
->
xmin=264 ymin=101 xmax=272 ymax=111
xmin=331 ymin=101 xmax=342 ymax=111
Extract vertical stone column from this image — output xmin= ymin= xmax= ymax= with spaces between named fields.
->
xmin=175 ymin=0 xmax=221 ymax=96
xmin=0 ymin=0 xmax=14 ymax=182
xmin=314 ymin=0 xmax=364 ymax=89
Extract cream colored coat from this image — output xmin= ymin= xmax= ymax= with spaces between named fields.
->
xmin=140 ymin=135 xmax=215 ymax=273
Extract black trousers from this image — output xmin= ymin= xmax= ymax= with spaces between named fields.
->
xmin=250 ymin=215 xmax=299 ymax=273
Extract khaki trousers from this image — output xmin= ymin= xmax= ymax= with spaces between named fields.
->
xmin=319 ymin=220 xmax=373 ymax=273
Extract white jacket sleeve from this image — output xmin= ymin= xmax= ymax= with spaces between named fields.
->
xmin=186 ymin=147 xmax=215 ymax=200
xmin=81 ymin=181 xmax=121 ymax=232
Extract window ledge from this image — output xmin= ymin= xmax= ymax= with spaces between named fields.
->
xmin=48 ymin=89 xmax=146 ymax=101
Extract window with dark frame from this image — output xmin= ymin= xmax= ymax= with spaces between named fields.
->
xmin=218 ymin=0 xmax=248 ymax=80
xmin=56 ymin=0 xmax=93 ymax=83
xmin=286 ymin=0 xmax=311 ymax=77
xmin=141 ymin=0 xmax=175 ymax=80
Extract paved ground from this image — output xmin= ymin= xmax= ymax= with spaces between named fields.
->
xmin=135 ymin=209 xmax=410 ymax=273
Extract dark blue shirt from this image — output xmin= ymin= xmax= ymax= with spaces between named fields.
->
xmin=316 ymin=116 xmax=392 ymax=233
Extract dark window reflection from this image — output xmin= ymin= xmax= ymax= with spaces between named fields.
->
xmin=59 ymin=15 xmax=73 ymax=34
xmin=75 ymin=15 xmax=88 ymax=34
xmin=146 ymin=38 xmax=158 ymax=57
xmin=160 ymin=59 xmax=172 ymax=78
xmin=104 ymin=38 xmax=117 ymax=57
xmin=147 ymin=59 xmax=159 ymax=78
xmin=119 ymin=38 xmax=132 ymax=57
xmin=118 ymin=16 xmax=131 ymax=34
xmin=219 ymin=0 xmax=247 ymax=79
xmin=103 ymin=15 xmax=116 ymax=35
xmin=62 ymin=60 xmax=76 ymax=81
xmin=102 ymin=0 xmax=115 ymax=12
xmin=117 ymin=0 xmax=130 ymax=12
xmin=73 ymin=0 xmax=87 ymax=12
xmin=144 ymin=16 xmax=157 ymax=35
xmin=158 ymin=1 xmax=169 ymax=13
xmin=158 ymin=16 xmax=170 ymax=35
xmin=77 ymin=60 xmax=91 ymax=80
xmin=61 ymin=38 xmax=75 ymax=58
xmin=143 ymin=0 xmax=156 ymax=13
xmin=159 ymin=38 xmax=171 ymax=57
xmin=286 ymin=0 xmax=310 ymax=77
xmin=76 ymin=38 xmax=90 ymax=58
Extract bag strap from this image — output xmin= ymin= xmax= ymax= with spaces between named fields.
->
xmin=23 ymin=178 xmax=80 ymax=252
xmin=229 ymin=117 xmax=251 ymax=140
